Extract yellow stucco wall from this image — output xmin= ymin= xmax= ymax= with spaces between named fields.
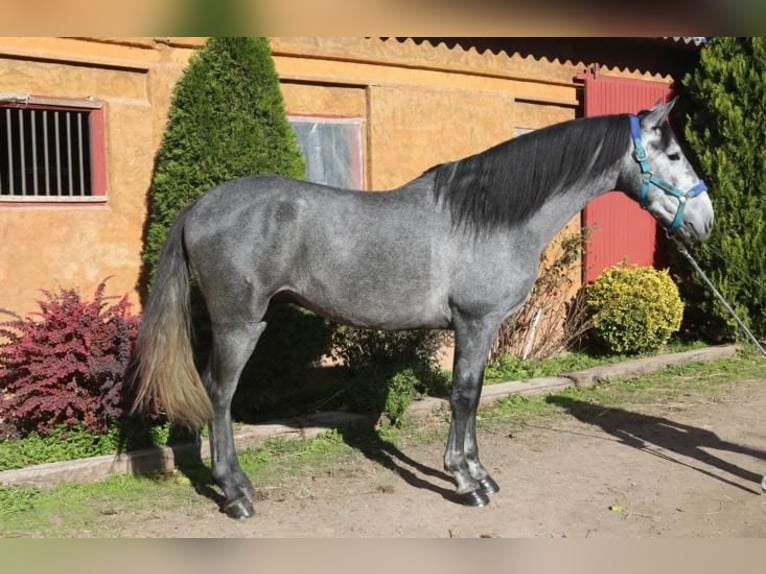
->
xmin=0 ymin=37 xmax=672 ymax=318
xmin=0 ymin=38 xmax=199 ymax=315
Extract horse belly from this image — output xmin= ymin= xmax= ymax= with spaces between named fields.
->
xmin=290 ymin=235 xmax=451 ymax=330
xmin=290 ymin=285 xmax=450 ymax=330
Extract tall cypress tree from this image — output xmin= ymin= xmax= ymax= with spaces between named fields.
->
xmin=141 ymin=36 xmax=305 ymax=285
xmin=140 ymin=38 xmax=328 ymax=422
xmin=674 ymin=37 xmax=766 ymax=341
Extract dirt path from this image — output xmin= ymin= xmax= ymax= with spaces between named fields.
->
xmin=113 ymin=376 xmax=766 ymax=538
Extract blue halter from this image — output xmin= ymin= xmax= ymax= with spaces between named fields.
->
xmin=629 ymin=114 xmax=708 ymax=233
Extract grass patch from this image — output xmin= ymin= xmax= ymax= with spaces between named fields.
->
xmin=484 ymin=340 xmax=712 ymax=384
xmin=0 ymin=420 xmax=208 ymax=472
xmin=0 ymin=485 xmax=42 ymax=517
xmin=481 ymin=354 xmax=766 ymax=429
xmin=0 ymin=426 xmax=121 ymax=471
xmin=0 ymin=470 xmax=210 ymax=537
xmin=590 ymin=354 xmax=766 ymax=407
xmin=240 ymin=429 xmax=359 ymax=482
xmin=484 ymin=351 xmax=618 ymax=383
xmin=0 ymin=421 xmax=173 ymax=472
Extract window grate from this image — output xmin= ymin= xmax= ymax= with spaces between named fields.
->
xmin=0 ymin=97 xmax=103 ymax=200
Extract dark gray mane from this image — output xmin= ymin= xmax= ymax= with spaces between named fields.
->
xmin=429 ymin=114 xmax=631 ymax=234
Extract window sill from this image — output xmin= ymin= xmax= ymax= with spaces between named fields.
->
xmin=0 ymin=196 xmax=108 ymax=208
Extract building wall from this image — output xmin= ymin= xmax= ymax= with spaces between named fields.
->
xmin=0 ymin=37 xmax=676 ymax=317
xmin=0 ymin=37 xmax=203 ymax=316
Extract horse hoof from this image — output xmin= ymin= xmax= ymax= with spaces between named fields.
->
xmin=460 ymin=488 xmax=490 ymax=507
xmin=223 ymin=497 xmax=255 ymax=519
xmin=478 ymin=476 xmax=500 ymax=495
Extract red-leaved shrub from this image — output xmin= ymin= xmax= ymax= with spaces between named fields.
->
xmin=0 ymin=279 xmax=139 ymax=437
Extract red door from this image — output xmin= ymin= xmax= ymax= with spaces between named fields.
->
xmin=581 ymin=74 xmax=673 ymax=282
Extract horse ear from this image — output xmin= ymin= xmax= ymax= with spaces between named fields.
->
xmin=642 ymin=97 xmax=677 ymax=129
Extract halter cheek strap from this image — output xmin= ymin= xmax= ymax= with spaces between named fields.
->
xmin=629 ymin=114 xmax=708 ymax=232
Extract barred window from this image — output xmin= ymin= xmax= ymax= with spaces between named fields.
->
xmin=0 ymin=94 xmax=106 ymax=202
xmin=289 ymin=115 xmax=365 ymax=190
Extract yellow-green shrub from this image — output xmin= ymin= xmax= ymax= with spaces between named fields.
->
xmin=586 ymin=264 xmax=683 ymax=355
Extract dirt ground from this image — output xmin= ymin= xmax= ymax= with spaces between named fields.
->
xmin=114 ymin=376 xmax=766 ymax=538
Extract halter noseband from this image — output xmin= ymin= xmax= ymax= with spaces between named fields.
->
xmin=629 ymin=114 xmax=708 ymax=233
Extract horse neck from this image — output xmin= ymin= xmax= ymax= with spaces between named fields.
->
xmin=523 ymin=165 xmax=623 ymax=249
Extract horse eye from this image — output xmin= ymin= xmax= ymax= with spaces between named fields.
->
xmin=668 ymin=152 xmax=681 ymax=161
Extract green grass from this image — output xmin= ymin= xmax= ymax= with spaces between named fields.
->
xmin=0 ymin=426 xmax=119 ymax=472
xmin=0 ymin=467 xmax=221 ymax=537
xmin=1 ymin=354 xmax=762 ymax=537
xmin=484 ymin=351 xmax=618 ymax=382
xmin=0 ymin=419 xmax=209 ymax=472
xmin=0 ymin=422 xmax=174 ymax=472
xmin=482 ymin=354 xmax=765 ymax=427
xmin=484 ymin=340 xmax=710 ymax=384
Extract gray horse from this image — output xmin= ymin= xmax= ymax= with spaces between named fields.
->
xmin=133 ymin=99 xmax=714 ymax=519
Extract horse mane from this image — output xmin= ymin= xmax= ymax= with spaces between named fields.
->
xmin=429 ymin=114 xmax=631 ymax=234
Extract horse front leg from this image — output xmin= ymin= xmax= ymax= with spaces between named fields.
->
xmin=444 ymin=314 xmax=502 ymax=506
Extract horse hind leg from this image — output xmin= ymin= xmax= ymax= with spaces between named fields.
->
xmin=204 ymin=319 xmax=267 ymax=519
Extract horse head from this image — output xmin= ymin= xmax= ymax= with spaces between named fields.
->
xmin=622 ymin=98 xmax=714 ymax=241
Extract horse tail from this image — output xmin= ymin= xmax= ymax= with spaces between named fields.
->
xmin=131 ymin=208 xmax=212 ymax=430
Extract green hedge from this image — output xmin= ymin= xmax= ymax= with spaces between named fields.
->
xmin=141 ymin=37 xmax=305 ymax=286
xmin=674 ymin=37 xmax=766 ymax=341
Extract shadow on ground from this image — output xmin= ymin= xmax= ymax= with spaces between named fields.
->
xmin=546 ymin=395 xmax=766 ymax=493
xmin=170 ymin=418 xmax=463 ymax=516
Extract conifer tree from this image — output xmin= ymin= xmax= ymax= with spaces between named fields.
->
xmin=140 ymin=38 xmax=324 ymax=421
xmin=675 ymin=37 xmax=766 ymax=341
xmin=141 ymin=36 xmax=305 ymax=284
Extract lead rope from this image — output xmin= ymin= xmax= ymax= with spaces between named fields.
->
xmin=673 ymin=238 xmax=766 ymax=357
xmin=673 ymin=236 xmax=766 ymax=494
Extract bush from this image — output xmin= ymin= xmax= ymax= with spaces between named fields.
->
xmin=331 ymin=327 xmax=450 ymax=426
xmin=342 ymin=367 xmax=420 ymax=427
xmin=231 ymin=303 xmax=333 ymax=421
xmin=586 ymin=264 xmax=683 ymax=355
xmin=0 ymin=279 xmax=139 ymax=437
xmin=674 ymin=37 xmax=766 ymax=341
